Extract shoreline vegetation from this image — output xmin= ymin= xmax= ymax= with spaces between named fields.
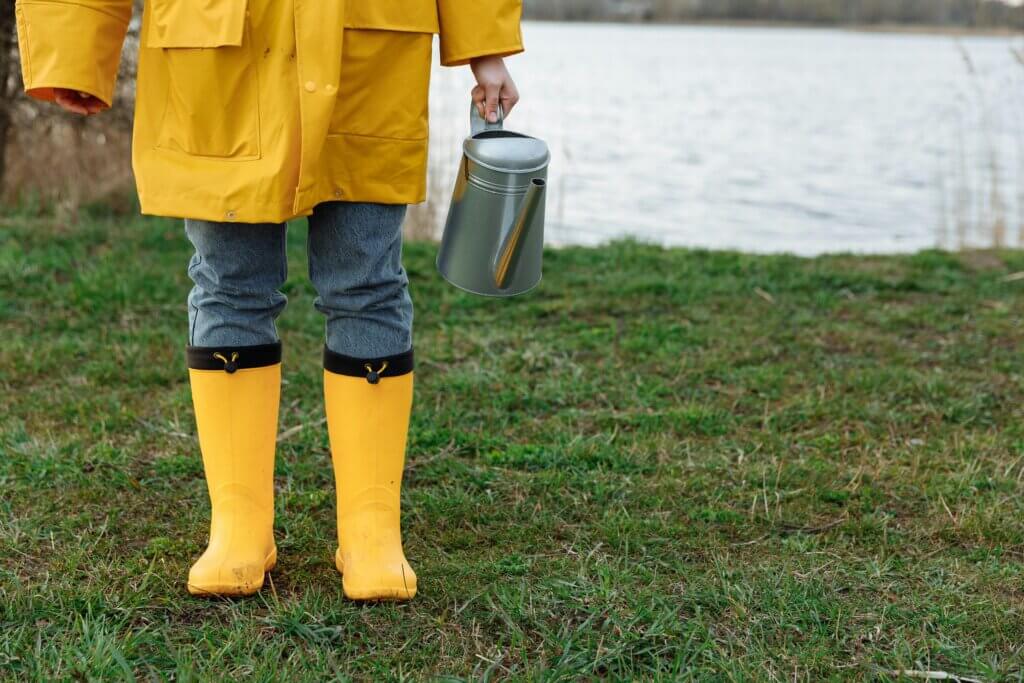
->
xmin=522 ymin=16 xmax=1024 ymax=36
xmin=522 ymin=0 xmax=1024 ymax=31
xmin=3 ymin=210 xmax=1024 ymax=678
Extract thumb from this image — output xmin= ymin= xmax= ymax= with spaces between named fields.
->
xmin=484 ymin=84 xmax=501 ymax=123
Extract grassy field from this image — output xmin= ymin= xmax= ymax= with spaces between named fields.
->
xmin=2 ymin=205 xmax=1024 ymax=681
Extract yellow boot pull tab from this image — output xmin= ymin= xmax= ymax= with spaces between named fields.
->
xmin=364 ymin=361 xmax=389 ymax=385
xmin=213 ymin=351 xmax=240 ymax=374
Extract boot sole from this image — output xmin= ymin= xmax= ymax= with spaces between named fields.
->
xmin=187 ymin=548 xmax=277 ymax=598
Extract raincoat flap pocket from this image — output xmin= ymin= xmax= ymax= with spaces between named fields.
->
xmin=344 ymin=0 xmax=440 ymax=33
xmin=145 ymin=0 xmax=249 ymax=48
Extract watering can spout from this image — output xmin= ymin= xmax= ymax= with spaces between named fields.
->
xmin=493 ymin=178 xmax=546 ymax=290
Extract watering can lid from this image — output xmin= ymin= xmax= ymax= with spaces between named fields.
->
xmin=465 ymin=103 xmax=549 ymax=173
xmin=465 ymin=133 xmax=550 ymax=173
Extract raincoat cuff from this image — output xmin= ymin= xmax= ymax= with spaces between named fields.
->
xmin=15 ymin=0 xmax=132 ymax=108
xmin=437 ymin=0 xmax=523 ymax=67
xmin=440 ymin=43 xmax=525 ymax=68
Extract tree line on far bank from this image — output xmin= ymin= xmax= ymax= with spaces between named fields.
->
xmin=524 ymin=0 xmax=1024 ymax=29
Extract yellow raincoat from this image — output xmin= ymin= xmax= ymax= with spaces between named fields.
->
xmin=15 ymin=0 xmax=524 ymax=223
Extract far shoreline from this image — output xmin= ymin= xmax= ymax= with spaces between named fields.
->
xmin=523 ymin=17 xmax=1024 ymax=37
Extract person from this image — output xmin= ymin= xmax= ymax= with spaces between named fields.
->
xmin=14 ymin=0 xmax=523 ymax=601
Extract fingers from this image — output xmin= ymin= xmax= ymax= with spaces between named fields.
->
xmin=472 ymin=84 xmax=486 ymax=119
xmin=81 ymin=93 xmax=106 ymax=114
xmin=54 ymin=91 xmax=90 ymax=115
xmin=471 ymin=82 xmax=503 ymax=123
xmin=468 ymin=58 xmax=520 ymax=122
xmin=53 ymin=89 xmax=105 ymax=116
xmin=82 ymin=97 xmax=106 ymax=115
xmin=483 ymin=82 xmax=502 ymax=123
xmin=499 ymin=80 xmax=520 ymax=118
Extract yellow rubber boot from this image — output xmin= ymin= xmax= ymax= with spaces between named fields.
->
xmin=185 ymin=343 xmax=281 ymax=597
xmin=323 ymin=347 xmax=417 ymax=601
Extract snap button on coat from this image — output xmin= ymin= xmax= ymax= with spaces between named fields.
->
xmin=14 ymin=0 xmax=525 ymax=224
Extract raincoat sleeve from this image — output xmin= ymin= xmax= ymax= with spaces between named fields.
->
xmin=436 ymin=0 xmax=524 ymax=67
xmin=14 ymin=0 xmax=133 ymax=108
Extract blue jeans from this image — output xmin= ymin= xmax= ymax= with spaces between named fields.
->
xmin=185 ymin=202 xmax=413 ymax=358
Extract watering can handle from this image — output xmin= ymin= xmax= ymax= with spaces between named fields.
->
xmin=470 ymin=101 xmax=504 ymax=136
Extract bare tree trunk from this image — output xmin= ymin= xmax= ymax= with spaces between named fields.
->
xmin=0 ymin=5 xmax=17 ymax=193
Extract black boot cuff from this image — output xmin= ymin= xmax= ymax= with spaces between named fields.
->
xmin=323 ymin=347 xmax=414 ymax=384
xmin=187 ymin=342 xmax=282 ymax=373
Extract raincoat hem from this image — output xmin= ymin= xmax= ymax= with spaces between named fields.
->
xmin=139 ymin=182 xmax=424 ymax=225
xmin=317 ymin=183 xmax=427 ymax=207
xmin=138 ymin=194 xmax=302 ymax=224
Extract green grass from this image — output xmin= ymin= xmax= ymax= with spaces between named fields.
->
xmin=3 ymin=205 xmax=1024 ymax=681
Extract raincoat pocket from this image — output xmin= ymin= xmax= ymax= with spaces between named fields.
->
xmin=330 ymin=31 xmax=433 ymax=142
xmin=145 ymin=0 xmax=260 ymax=159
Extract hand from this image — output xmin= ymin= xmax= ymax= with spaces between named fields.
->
xmin=470 ymin=56 xmax=519 ymax=123
xmin=53 ymin=88 xmax=107 ymax=116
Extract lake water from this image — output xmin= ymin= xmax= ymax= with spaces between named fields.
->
xmin=424 ymin=22 xmax=1024 ymax=255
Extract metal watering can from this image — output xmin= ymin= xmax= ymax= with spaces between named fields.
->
xmin=436 ymin=103 xmax=550 ymax=297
